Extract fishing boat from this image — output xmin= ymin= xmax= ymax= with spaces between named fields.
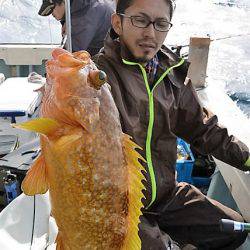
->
xmin=0 ymin=0 xmax=249 ymax=249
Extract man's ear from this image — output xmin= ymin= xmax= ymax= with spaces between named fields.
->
xmin=111 ymin=13 xmax=122 ymax=36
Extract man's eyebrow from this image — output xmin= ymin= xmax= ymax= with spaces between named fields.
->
xmin=137 ymin=12 xmax=169 ymax=21
xmin=137 ymin=12 xmax=150 ymax=18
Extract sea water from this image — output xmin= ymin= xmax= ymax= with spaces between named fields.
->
xmin=167 ymin=0 xmax=250 ymax=117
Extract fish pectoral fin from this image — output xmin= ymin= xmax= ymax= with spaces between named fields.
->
xmin=22 ymin=154 xmax=48 ymax=195
xmin=53 ymin=133 xmax=82 ymax=154
xmin=122 ymin=134 xmax=146 ymax=250
xmin=13 ymin=118 xmax=60 ymax=136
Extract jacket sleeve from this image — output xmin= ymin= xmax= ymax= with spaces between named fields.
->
xmin=174 ymin=80 xmax=250 ymax=171
xmin=71 ymin=8 xmax=101 ymax=51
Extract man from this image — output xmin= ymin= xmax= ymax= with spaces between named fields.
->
xmin=94 ymin=0 xmax=250 ymax=249
xmin=38 ymin=0 xmax=114 ymax=55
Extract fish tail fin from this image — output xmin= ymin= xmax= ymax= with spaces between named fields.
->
xmin=12 ymin=118 xmax=60 ymax=136
xmin=122 ymin=134 xmax=146 ymax=250
xmin=21 ymin=154 xmax=48 ymax=195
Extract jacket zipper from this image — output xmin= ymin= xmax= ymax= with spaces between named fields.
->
xmin=122 ymin=58 xmax=185 ymax=209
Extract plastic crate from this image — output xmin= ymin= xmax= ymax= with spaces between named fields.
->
xmin=176 ymin=138 xmax=195 ymax=184
xmin=192 ymin=177 xmax=211 ymax=187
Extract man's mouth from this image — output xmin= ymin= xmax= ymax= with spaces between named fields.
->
xmin=138 ymin=43 xmax=157 ymax=50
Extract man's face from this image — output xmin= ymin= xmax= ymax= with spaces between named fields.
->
xmin=52 ymin=3 xmax=65 ymax=21
xmin=112 ymin=0 xmax=171 ymax=63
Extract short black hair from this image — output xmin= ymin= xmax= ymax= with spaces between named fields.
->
xmin=116 ymin=0 xmax=175 ymax=19
xmin=53 ymin=0 xmax=64 ymax=4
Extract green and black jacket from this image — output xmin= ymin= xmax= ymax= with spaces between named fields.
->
xmin=94 ymin=31 xmax=250 ymax=210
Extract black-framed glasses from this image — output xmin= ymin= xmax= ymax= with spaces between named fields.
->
xmin=117 ymin=13 xmax=173 ymax=32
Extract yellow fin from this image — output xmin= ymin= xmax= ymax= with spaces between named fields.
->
xmin=12 ymin=118 xmax=60 ymax=135
xmin=53 ymin=133 xmax=82 ymax=155
xmin=122 ymin=134 xmax=146 ymax=250
xmin=21 ymin=155 xmax=48 ymax=195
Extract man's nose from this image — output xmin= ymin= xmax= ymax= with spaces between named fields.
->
xmin=143 ymin=23 xmax=156 ymax=38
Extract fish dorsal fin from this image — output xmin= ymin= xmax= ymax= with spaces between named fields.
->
xmin=122 ymin=134 xmax=146 ymax=250
xmin=21 ymin=154 xmax=48 ymax=195
xmin=13 ymin=118 xmax=60 ymax=136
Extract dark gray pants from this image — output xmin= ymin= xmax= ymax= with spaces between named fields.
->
xmin=139 ymin=182 xmax=247 ymax=249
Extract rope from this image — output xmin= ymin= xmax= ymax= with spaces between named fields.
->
xmin=30 ymin=195 xmax=36 ymax=250
xmin=170 ymin=33 xmax=250 ymax=51
xmin=211 ymin=33 xmax=250 ymax=42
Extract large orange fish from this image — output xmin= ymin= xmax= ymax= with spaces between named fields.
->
xmin=14 ymin=48 xmax=146 ymax=249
